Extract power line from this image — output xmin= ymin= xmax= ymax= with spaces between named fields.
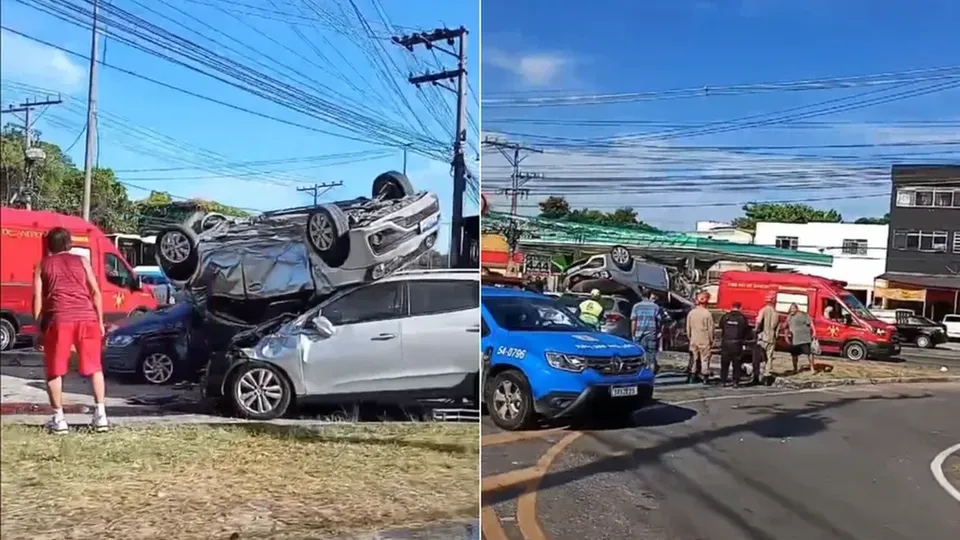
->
xmin=297 ymin=181 xmax=343 ymax=205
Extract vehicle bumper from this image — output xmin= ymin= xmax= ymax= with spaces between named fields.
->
xmin=103 ymin=344 xmax=141 ymax=374
xmin=201 ymin=349 xmax=244 ymax=399
xmin=866 ymin=341 xmax=900 ymax=358
xmin=931 ymin=333 xmax=949 ymax=346
xmin=528 ymin=365 xmax=656 ymax=419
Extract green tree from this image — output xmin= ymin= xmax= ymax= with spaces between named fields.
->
xmin=537 ymin=196 xmax=659 ymax=232
xmin=731 ymin=202 xmax=843 ymax=231
xmin=854 ymin=213 xmax=890 ymax=225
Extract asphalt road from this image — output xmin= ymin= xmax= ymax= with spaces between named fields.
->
xmin=482 ymin=383 xmax=960 ymax=540
xmin=896 ymin=344 xmax=960 ymax=368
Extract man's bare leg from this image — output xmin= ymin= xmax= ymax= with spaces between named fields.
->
xmin=46 ymin=376 xmax=63 ymax=409
xmin=90 ymin=371 xmax=106 ymax=404
xmin=89 ymin=371 xmax=109 ymax=431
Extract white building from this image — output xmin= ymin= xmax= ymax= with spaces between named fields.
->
xmin=753 ymin=222 xmax=889 ymax=305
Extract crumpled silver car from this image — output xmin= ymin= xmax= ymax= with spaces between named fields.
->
xmin=154 ymin=171 xmax=441 ymax=302
xmin=562 ymin=246 xmax=671 ymax=301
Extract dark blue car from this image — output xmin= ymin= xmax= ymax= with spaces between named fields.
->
xmin=103 ymin=303 xmax=198 ymax=385
xmin=481 ymin=287 xmax=655 ymax=431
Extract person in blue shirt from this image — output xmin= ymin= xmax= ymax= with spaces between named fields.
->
xmin=631 ymin=289 xmax=663 ymax=372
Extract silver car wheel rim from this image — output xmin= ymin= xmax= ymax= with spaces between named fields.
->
xmin=492 ymin=380 xmax=523 ymax=421
xmin=0 ymin=328 xmax=9 ymax=350
xmin=849 ymin=346 xmax=864 ymax=360
xmin=142 ymin=353 xmax=174 ymax=384
xmin=611 ymin=247 xmax=630 ymax=265
xmin=308 ymin=214 xmax=335 ymax=251
xmin=160 ymin=231 xmax=191 ymax=264
xmin=237 ymin=368 xmax=284 ymax=415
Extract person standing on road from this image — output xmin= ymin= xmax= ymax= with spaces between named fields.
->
xmin=786 ymin=303 xmax=816 ymax=374
xmin=755 ymin=295 xmax=780 ymax=378
xmin=578 ymin=289 xmax=605 ymax=330
xmin=718 ymin=302 xmax=750 ymax=386
xmin=631 ymin=289 xmax=663 ymax=372
xmin=685 ymin=291 xmax=715 ymax=383
xmin=32 ymin=227 xmax=109 ymax=434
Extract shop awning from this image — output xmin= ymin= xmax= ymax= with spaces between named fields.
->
xmin=482 ymin=212 xmax=834 ymax=267
xmin=878 ymin=272 xmax=960 ymax=291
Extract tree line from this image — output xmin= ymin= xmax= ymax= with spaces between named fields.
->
xmin=0 ymin=124 xmax=249 ymax=234
xmin=536 ymin=195 xmax=889 ymax=232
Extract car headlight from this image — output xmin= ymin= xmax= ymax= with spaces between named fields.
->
xmin=106 ymin=334 xmax=135 ymax=348
xmin=545 ymin=352 xmax=587 ymax=373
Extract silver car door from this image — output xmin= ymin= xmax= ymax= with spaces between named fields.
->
xmin=300 ymin=281 xmax=404 ymax=396
xmin=400 ymin=279 xmax=480 ymax=391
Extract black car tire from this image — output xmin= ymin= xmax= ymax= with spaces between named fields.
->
xmin=916 ymin=334 xmax=932 ymax=348
xmin=228 ymin=362 xmax=292 ymax=420
xmin=306 ymin=204 xmax=351 ymax=267
xmin=372 ymin=170 xmax=415 ymax=200
xmin=138 ymin=345 xmax=179 ymax=385
xmin=155 ymin=225 xmax=200 ymax=283
xmin=485 ymin=369 xmax=537 ymax=431
xmin=843 ymin=340 xmax=867 ymax=361
xmin=610 ymin=245 xmax=634 ymax=272
xmin=0 ymin=318 xmax=16 ymax=351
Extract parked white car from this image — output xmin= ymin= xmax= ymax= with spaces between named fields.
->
xmin=943 ymin=314 xmax=960 ymax=340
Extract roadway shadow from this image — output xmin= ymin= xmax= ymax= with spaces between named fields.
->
xmin=483 ymin=392 xmax=932 ymax=507
xmin=567 ymin=401 xmax=698 ymax=431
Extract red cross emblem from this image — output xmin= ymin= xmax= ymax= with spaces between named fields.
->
xmin=827 ymin=325 xmax=840 ymax=338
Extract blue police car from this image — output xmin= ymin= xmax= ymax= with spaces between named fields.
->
xmin=481 ymin=286 xmax=655 ymax=430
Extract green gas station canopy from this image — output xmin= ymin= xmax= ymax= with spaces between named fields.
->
xmin=483 ymin=211 xmax=834 ymax=267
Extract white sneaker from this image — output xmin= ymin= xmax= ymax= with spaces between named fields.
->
xmin=91 ymin=412 xmax=109 ymax=433
xmin=46 ymin=416 xmax=69 ymax=434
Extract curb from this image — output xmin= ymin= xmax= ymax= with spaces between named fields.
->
xmin=772 ymin=375 xmax=960 ymax=389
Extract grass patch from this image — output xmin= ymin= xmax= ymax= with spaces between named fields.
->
xmin=783 ymin=359 xmax=939 ymax=382
xmin=0 ymin=423 xmax=479 ymax=540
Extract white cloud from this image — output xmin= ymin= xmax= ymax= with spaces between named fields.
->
xmin=0 ymin=30 xmax=85 ymax=91
xmin=484 ymin=48 xmax=571 ymax=87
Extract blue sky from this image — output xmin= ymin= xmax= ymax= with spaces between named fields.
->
xmin=481 ymin=0 xmax=960 ymax=230
xmin=1 ymin=0 xmax=479 ymax=251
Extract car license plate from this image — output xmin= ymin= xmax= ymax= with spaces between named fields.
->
xmin=610 ymin=386 xmax=638 ymax=398
xmin=419 ymin=214 xmax=440 ymax=233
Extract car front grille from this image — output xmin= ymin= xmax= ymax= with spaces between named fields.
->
xmin=585 ymin=354 xmax=645 ymax=376
xmin=393 ymin=199 xmax=440 ymax=228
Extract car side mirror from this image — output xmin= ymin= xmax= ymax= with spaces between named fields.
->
xmin=310 ymin=315 xmax=335 ymax=338
xmin=844 ymin=314 xmax=853 ymax=326
xmin=133 ymin=275 xmax=143 ymax=291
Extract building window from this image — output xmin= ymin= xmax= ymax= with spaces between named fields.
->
xmin=841 ymin=239 xmax=868 ymax=255
xmin=954 ymin=232 xmax=960 ymax=254
xmin=775 ymin=236 xmax=799 ymax=250
xmin=896 ymin=187 xmax=960 ymax=209
xmin=892 ymin=230 xmax=949 ymax=252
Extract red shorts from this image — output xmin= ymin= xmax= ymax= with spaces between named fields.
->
xmin=43 ymin=321 xmax=103 ymax=379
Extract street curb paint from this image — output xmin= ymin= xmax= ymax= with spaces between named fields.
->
xmin=772 ymin=375 xmax=960 ymax=389
xmin=930 ymin=443 xmax=960 ymax=503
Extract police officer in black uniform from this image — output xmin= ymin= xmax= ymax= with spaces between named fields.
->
xmin=718 ymin=301 xmax=751 ymax=387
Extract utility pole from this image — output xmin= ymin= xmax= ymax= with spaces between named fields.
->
xmin=1 ymin=96 xmax=63 ymax=209
xmin=81 ymin=0 xmax=101 ymax=221
xmin=393 ymin=27 xmax=469 ymax=267
xmin=297 ymin=181 xmax=343 ymax=205
xmin=482 ymin=137 xmax=543 ymax=215
xmin=402 ymin=143 xmax=411 ymax=175
xmin=482 ymin=137 xmax=543 ymax=274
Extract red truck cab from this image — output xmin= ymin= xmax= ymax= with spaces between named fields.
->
xmin=717 ymin=271 xmax=899 ymax=361
xmin=0 ymin=207 xmax=158 ymax=350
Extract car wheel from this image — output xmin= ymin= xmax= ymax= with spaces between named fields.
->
xmin=306 ymin=204 xmax=350 ymax=267
xmin=916 ymin=335 xmax=932 ymax=348
xmin=485 ymin=370 xmax=536 ymax=431
xmin=0 ymin=318 xmax=16 ymax=351
xmin=372 ymin=170 xmax=415 ymax=200
xmin=155 ymin=225 xmax=200 ymax=282
xmin=843 ymin=341 xmax=867 ymax=361
xmin=229 ymin=363 xmax=292 ymax=420
xmin=139 ymin=348 xmax=178 ymax=385
xmin=610 ymin=245 xmax=633 ymax=271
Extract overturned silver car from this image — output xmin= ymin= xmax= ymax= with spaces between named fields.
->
xmin=154 ymin=171 xmax=441 ymax=303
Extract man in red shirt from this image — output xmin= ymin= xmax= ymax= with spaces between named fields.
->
xmin=32 ymin=227 xmax=109 ymax=433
